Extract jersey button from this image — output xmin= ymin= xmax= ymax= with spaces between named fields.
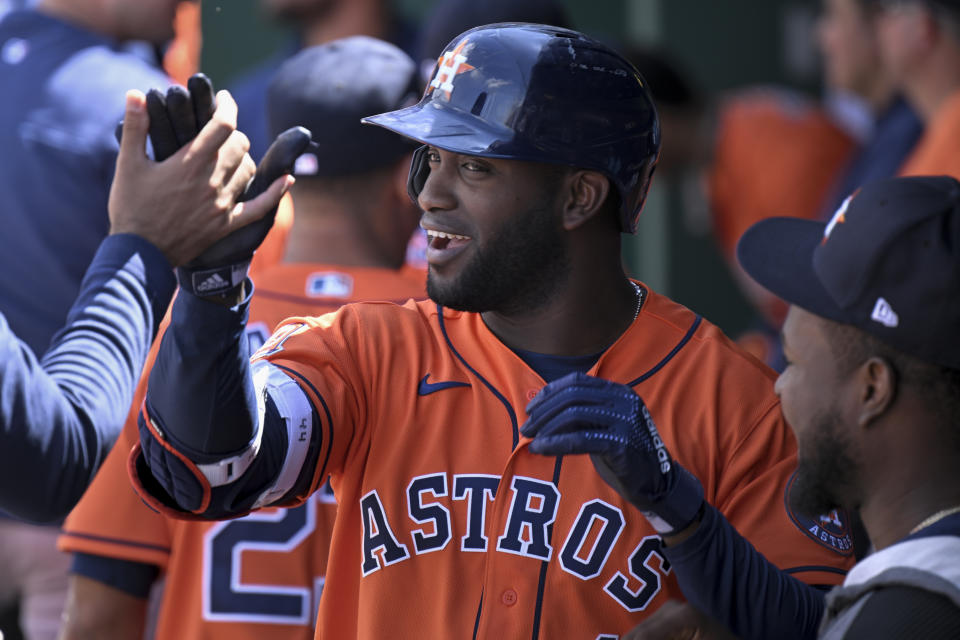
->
xmin=501 ymin=589 xmax=518 ymax=606
xmin=525 ymin=388 xmax=539 ymax=402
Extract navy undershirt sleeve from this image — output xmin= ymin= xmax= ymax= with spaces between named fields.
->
xmin=70 ymin=552 xmax=160 ymax=599
xmin=0 ymin=234 xmax=174 ymax=523
xmin=145 ymin=286 xmax=258 ymax=456
xmin=661 ymin=503 xmax=828 ymax=640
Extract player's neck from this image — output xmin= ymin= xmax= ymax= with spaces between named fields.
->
xmin=902 ymin=51 xmax=960 ymax=122
xmin=300 ymin=0 xmax=390 ymax=48
xmin=482 ymin=269 xmax=639 ymax=357
xmin=283 ymin=210 xmax=403 ymax=270
xmin=858 ymin=429 xmax=960 ymax=550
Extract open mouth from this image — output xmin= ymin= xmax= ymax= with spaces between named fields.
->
xmin=422 ymin=225 xmax=473 ymax=267
xmin=425 ymin=229 xmax=471 ymax=251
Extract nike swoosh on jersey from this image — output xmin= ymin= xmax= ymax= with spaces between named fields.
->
xmin=417 ymin=374 xmax=470 ymax=396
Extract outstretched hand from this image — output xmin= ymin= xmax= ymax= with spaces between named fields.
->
xmin=143 ymin=73 xmax=311 ymax=298
xmin=521 ymin=372 xmax=704 ymax=535
xmin=108 ymin=89 xmax=291 ymax=267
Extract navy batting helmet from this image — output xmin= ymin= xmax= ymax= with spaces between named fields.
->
xmin=363 ymin=23 xmax=661 ymax=233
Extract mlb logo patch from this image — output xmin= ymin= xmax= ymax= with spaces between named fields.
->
xmin=306 ymin=272 xmax=353 ymax=298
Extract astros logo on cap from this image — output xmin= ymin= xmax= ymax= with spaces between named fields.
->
xmin=823 ymin=194 xmax=853 ymax=243
xmin=427 ymin=39 xmax=475 ymax=100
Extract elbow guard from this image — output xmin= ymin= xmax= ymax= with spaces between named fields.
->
xmin=129 ymin=361 xmax=317 ymax=519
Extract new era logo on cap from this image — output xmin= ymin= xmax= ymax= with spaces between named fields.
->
xmin=870 ymin=297 xmax=899 ymax=328
xmin=737 ymin=175 xmax=960 ymax=369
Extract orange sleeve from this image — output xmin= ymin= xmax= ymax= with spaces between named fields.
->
xmin=708 ymin=90 xmax=855 ymax=258
xmin=162 ymin=2 xmax=201 ymax=86
xmin=58 ymin=320 xmax=173 ymax=569
xmin=898 ymin=91 xmax=960 ymax=180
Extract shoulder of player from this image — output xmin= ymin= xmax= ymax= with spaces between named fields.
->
xmin=275 ymin=297 xmax=438 ymax=337
xmin=639 ymin=287 xmax=778 ymax=383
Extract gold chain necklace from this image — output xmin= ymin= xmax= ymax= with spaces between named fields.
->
xmin=631 ymin=282 xmax=644 ymax=322
xmin=909 ymin=505 xmax=960 ymax=535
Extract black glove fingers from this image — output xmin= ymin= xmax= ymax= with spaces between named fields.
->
xmin=528 ymin=429 xmax=621 ymax=456
xmin=185 ymin=127 xmax=312 ymax=267
xmin=165 ymin=85 xmax=198 ymax=147
xmin=187 ymin=73 xmax=215 ymax=130
xmin=525 ymin=372 xmax=585 ymax=413
xmin=523 ymin=384 xmax=621 ymax=434
xmin=524 ymin=404 xmax=622 ymax=442
xmin=241 ymin=126 xmax=311 ymax=203
xmin=145 ymin=88 xmax=180 ymax=162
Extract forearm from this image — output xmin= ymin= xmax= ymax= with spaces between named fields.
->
xmin=661 ymin=503 xmax=826 ymax=640
xmin=0 ymin=234 xmax=174 ymax=522
xmin=145 ymin=284 xmax=257 ymax=457
xmin=136 ymin=285 xmax=290 ymax=518
xmin=60 ymin=574 xmax=149 ymax=640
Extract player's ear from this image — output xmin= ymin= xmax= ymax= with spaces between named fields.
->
xmin=561 ymin=170 xmax=610 ymax=231
xmin=856 ymin=356 xmax=897 ymax=429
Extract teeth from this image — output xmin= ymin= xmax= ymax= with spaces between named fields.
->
xmin=427 ymin=230 xmax=470 ymax=241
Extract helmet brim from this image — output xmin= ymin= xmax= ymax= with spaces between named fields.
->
xmin=363 ymin=101 xmax=517 ymax=157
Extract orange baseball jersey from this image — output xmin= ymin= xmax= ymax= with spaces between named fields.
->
xmin=898 ymin=89 xmax=960 ymax=179
xmin=708 ymin=89 xmax=855 ymax=258
xmin=59 ymin=262 xmax=425 ymax=638
xmin=232 ymin=283 xmax=855 ymax=639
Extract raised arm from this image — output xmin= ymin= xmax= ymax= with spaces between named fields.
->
xmin=0 ymin=89 xmax=278 ymax=522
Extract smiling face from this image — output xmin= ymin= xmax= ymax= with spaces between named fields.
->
xmin=775 ymin=306 xmax=863 ymax=516
xmin=416 ymin=146 xmax=571 ymax=314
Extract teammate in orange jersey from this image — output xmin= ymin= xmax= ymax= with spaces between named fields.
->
xmin=57 ymin=37 xmax=424 ymax=640
xmin=873 ymin=0 xmax=960 ymax=178
xmin=127 ymin=24 xmax=855 ymax=639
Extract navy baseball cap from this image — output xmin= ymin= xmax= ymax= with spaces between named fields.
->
xmin=737 ymin=175 xmax=960 ymax=369
xmin=266 ymin=36 xmax=420 ymax=177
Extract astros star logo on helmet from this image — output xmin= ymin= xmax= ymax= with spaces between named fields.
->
xmin=427 ymin=39 xmax=474 ymax=100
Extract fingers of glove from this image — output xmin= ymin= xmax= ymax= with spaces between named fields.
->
xmin=526 ymin=372 xmax=631 ymax=415
xmin=192 ymin=89 xmax=239 ymax=157
xmin=523 ymin=405 xmax=628 ymax=447
xmin=525 ymin=372 xmax=589 ymax=414
xmin=527 ymin=429 xmax=624 ymax=457
xmin=146 ymin=88 xmax=180 ymax=161
xmin=242 ymin=126 xmax=312 ymax=202
xmin=227 ymin=175 xmax=295 ymax=237
xmin=165 ymin=85 xmax=198 ymax=146
xmin=187 ymin=73 xmax=215 ymax=129
xmin=522 ymin=385 xmax=630 ymax=438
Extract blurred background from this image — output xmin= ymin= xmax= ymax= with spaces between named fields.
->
xmin=200 ymin=0 xmax=830 ymax=340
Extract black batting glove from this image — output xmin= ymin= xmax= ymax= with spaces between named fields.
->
xmin=521 ymin=372 xmax=704 ymax=535
xmin=135 ymin=74 xmax=312 ymax=299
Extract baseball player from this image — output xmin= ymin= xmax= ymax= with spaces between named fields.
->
xmin=127 ymin=24 xmax=854 ymax=639
xmin=623 ymin=176 xmax=960 ymax=639
xmin=57 ymin=38 xmax=425 ymax=640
